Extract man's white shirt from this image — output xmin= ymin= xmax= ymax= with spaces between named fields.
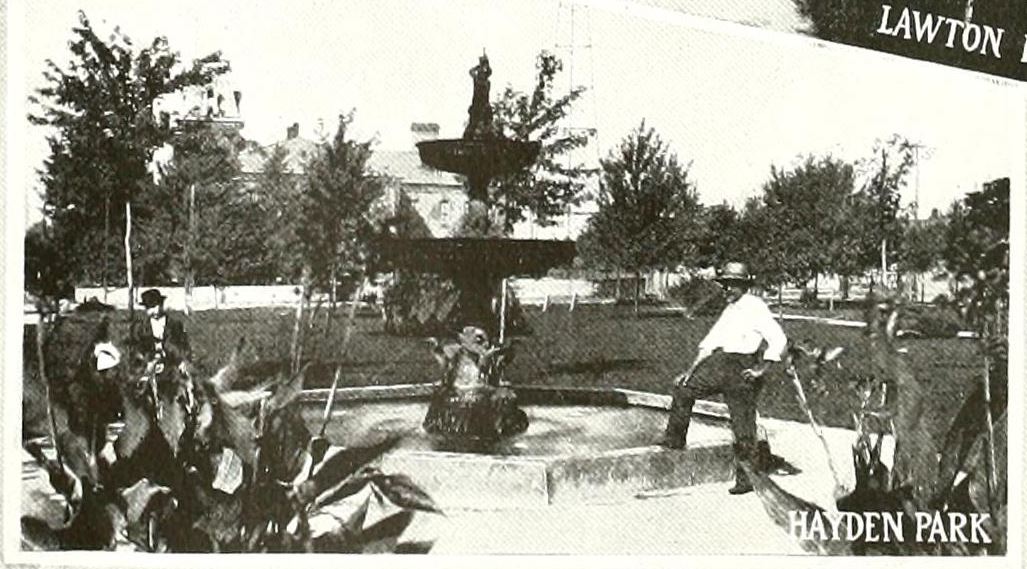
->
xmin=150 ymin=315 xmax=167 ymax=353
xmin=697 ymin=293 xmax=787 ymax=362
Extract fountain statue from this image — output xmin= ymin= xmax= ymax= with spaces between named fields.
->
xmin=423 ymin=326 xmax=527 ymax=438
xmin=464 ymin=54 xmax=497 ymax=140
xmin=377 ymin=53 xmax=576 ymax=439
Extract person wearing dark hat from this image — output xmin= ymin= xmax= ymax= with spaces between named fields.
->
xmin=130 ymin=288 xmax=192 ymax=376
xmin=660 ymin=261 xmax=788 ymax=495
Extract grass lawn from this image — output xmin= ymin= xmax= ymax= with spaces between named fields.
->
xmin=25 ymin=303 xmax=984 ymax=453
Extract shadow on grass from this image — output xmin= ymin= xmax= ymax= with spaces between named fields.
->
xmin=547 ymin=358 xmax=646 ymax=376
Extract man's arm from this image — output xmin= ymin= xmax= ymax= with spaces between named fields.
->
xmin=755 ymin=302 xmax=787 ymax=362
xmin=675 ymin=313 xmax=725 ymax=386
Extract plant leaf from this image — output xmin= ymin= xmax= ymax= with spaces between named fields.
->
xmin=219 ymin=388 xmax=271 ymax=408
xmin=115 ymin=387 xmax=152 ymax=459
xmin=294 ymin=436 xmax=400 ymax=505
xmin=312 ymin=467 xmax=380 ymax=509
xmin=21 ymin=516 xmax=62 ymax=551
xmin=372 ymin=474 xmax=442 ymax=514
xmin=267 ymin=364 xmax=309 ymax=413
xmin=155 ymin=391 xmax=187 ymax=455
xmin=356 ymin=510 xmax=415 ymax=554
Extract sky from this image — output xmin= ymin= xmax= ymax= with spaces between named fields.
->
xmin=15 ymin=0 xmax=1024 ymax=226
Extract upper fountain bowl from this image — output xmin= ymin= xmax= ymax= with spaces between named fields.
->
xmin=417 ymin=138 xmax=541 ymax=179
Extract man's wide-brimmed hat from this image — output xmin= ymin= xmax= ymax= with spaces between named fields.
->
xmin=140 ymin=288 xmax=166 ymax=308
xmin=714 ymin=262 xmax=754 ymax=285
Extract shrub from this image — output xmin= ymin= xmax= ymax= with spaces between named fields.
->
xmin=666 ymin=278 xmax=726 ymax=316
xmin=799 ymin=287 xmax=819 ymax=306
xmin=899 ymin=305 xmax=966 ymax=338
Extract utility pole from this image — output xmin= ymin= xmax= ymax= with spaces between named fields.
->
xmin=554 ymin=0 xmax=600 ymax=240
xmin=185 ymin=183 xmax=196 ymax=314
xmin=103 ymin=193 xmax=110 ymax=302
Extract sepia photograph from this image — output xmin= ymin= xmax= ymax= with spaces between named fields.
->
xmin=4 ymin=0 xmax=1023 ymax=563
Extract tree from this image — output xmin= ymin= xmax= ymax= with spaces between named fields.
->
xmin=897 ymin=213 xmax=947 ymax=301
xmin=489 ymin=50 xmax=596 ymax=234
xmin=740 ymin=155 xmax=857 ymax=296
xmin=579 ymin=122 xmax=700 ymax=310
xmin=136 ymin=123 xmax=276 ymax=287
xmin=29 ymin=12 xmax=229 ymax=295
xmin=25 ymin=221 xmax=70 ymax=300
xmin=858 ymin=135 xmax=916 ymax=285
xmin=694 ymin=203 xmax=742 ymax=270
xmin=794 ymin=0 xmax=887 ymax=44
xmin=256 ymin=144 xmax=306 ymax=281
xmin=297 ymin=113 xmax=384 ymax=305
xmin=943 ymin=178 xmax=1008 ymax=340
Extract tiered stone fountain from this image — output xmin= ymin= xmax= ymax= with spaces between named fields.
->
xmin=379 ymin=53 xmax=575 ymax=441
xmin=305 ymin=54 xmax=737 ymax=510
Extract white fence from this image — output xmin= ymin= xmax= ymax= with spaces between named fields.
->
xmin=508 ymin=278 xmax=597 ymax=305
xmin=75 ymin=285 xmax=304 ymax=311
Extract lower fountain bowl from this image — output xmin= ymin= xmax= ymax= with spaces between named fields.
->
xmin=300 ymin=385 xmax=737 ymax=509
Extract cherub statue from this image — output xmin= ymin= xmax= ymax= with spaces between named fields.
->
xmin=427 ymin=326 xmax=507 ymax=389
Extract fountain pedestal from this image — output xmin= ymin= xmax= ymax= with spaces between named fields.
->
xmin=423 ymin=385 xmax=527 ymax=439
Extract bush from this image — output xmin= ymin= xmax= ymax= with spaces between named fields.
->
xmin=931 ymin=293 xmax=950 ymax=306
xmin=666 ymin=278 xmax=727 ymax=316
xmin=899 ymin=305 xmax=966 ymax=338
xmin=799 ymin=287 xmax=819 ymax=306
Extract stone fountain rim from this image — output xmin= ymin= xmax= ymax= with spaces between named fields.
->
xmin=300 ymin=384 xmax=739 ymax=508
xmin=300 ymin=383 xmax=729 ymax=418
xmin=299 ymin=383 xmax=733 ymax=456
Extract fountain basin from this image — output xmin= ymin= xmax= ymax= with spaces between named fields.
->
xmin=417 ymin=138 xmax=541 ymax=179
xmin=300 ymin=385 xmax=737 ymax=509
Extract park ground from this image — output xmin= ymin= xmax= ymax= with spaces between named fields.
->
xmin=24 ymin=302 xmax=982 ymax=455
xmin=19 ymin=302 xmax=989 ymax=554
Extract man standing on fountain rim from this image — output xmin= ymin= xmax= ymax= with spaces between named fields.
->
xmin=659 ymin=261 xmax=788 ymax=495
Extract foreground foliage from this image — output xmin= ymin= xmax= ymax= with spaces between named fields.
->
xmin=23 ymin=316 xmax=440 ymax=553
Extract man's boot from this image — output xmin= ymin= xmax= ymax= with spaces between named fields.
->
xmin=728 ymin=442 xmax=755 ymax=495
xmin=659 ymin=391 xmax=694 ymax=449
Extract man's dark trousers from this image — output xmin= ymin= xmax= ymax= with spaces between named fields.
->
xmin=663 ymin=352 xmax=763 ymax=487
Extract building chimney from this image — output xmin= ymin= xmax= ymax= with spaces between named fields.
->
xmin=287 ymin=122 xmax=300 ymax=140
xmin=411 ymin=122 xmax=440 ymax=146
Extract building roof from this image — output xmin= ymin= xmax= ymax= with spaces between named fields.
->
xmin=367 ymin=150 xmax=462 ymax=187
xmin=239 ymin=136 xmax=322 ymax=176
xmin=239 ymin=136 xmax=461 ymax=189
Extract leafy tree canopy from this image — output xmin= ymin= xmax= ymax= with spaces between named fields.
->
xmin=298 ymin=113 xmax=385 ymax=293
xmin=28 ymin=11 xmax=230 ymax=294
xmin=490 ymin=51 xmax=596 ymax=234
xmin=579 ymin=121 xmax=701 ymax=277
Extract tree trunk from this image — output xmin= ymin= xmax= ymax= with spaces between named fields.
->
xmin=615 ymin=272 xmax=622 ymax=300
xmin=325 ymin=265 xmax=338 ymax=342
xmin=329 ymin=265 xmax=338 ymax=310
xmin=103 ymin=193 xmax=110 ymax=302
xmin=813 ymin=273 xmax=819 ymax=300
xmin=184 ymin=184 xmax=196 ymax=315
xmin=840 ymin=275 xmax=851 ymax=300
xmin=125 ymin=202 xmax=135 ymax=318
xmin=291 ymin=265 xmax=311 ymax=376
xmin=880 ymin=238 xmax=888 ymax=287
xmin=633 ymin=271 xmax=641 ymax=314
